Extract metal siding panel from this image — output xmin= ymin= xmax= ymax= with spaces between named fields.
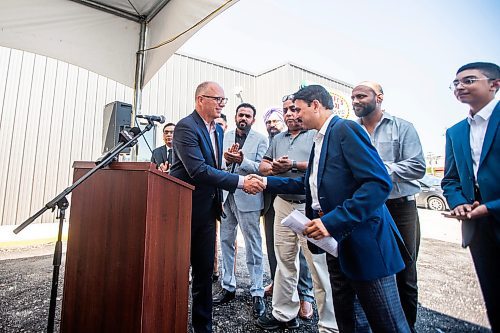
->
xmin=2 ymin=51 xmax=34 ymax=226
xmin=0 ymin=47 xmax=16 ymax=225
xmin=92 ymin=76 xmax=108 ymax=157
xmin=82 ymin=72 xmax=98 ymax=160
xmin=105 ymin=80 xmax=117 ymax=105
xmin=30 ymin=57 xmax=57 ymax=221
xmin=70 ymin=68 xmax=89 ymax=166
xmin=41 ymin=61 xmax=68 ymax=224
xmin=0 ymin=47 xmax=11 ymax=127
xmin=57 ymin=64 xmax=78 ymax=193
xmin=17 ymin=55 xmax=46 ymax=225
xmin=148 ymin=71 xmax=159 ymax=115
xmin=157 ymin=63 xmax=167 ymax=119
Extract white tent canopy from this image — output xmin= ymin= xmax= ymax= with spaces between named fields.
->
xmin=0 ymin=0 xmax=237 ymax=89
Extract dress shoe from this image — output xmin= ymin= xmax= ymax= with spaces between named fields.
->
xmin=256 ymin=314 xmax=299 ymax=330
xmin=252 ymin=296 xmax=266 ymax=318
xmin=212 ymin=289 xmax=235 ymax=305
xmin=264 ymin=283 xmax=273 ymax=297
xmin=298 ymin=300 xmax=313 ymax=320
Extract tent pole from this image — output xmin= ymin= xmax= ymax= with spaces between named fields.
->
xmin=131 ymin=20 xmax=147 ymax=161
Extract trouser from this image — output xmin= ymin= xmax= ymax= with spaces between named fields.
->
xmin=263 ymin=195 xmax=314 ymax=301
xmin=191 ymin=209 xmax=217 ymax=333
xmin=220 ymin=194 xmax=264 ymax=297
xmin=385 ymin=199 xmax=420 ymax=331
xmin=326 ymin=255 xmax=410 ymax=333
xmin=272 ymin=196 xmax=338 ymax=332
xmin=469 ymin=218 xmax=500 ymax=332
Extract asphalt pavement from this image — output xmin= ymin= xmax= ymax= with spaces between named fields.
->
xmin=0 ymin=209 xmax=492 ymax=332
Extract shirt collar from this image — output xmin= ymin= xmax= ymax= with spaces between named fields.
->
xmin=467 ymin=99 xmax=498 ymax=124
xmin=316 ymin=114 xmax=335 ymax=139
xmin=356 ymin=110 xmax=392 ymax=126
xmin=284 ymin=129 xmax=308 ymax=136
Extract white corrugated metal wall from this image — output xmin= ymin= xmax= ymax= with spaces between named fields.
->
xmin=0 ymin=46 xmax=133 ymax=226
xmin=0 ymin=47 xmax=352 ymax=227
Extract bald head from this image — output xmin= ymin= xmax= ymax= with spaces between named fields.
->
xmin=356 ymin=81 xmax=384 ymax=95
xmin=195 ymin=81 xmax=222 ymax=98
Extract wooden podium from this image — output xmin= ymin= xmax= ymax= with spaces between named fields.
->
xmin=61 ymin=162 xmax=194 ymax=333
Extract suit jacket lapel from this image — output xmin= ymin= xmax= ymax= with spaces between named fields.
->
xmin=192 ymin=111 xmax=217 ymax=167
xmin=317 ymin=116 xmax=339 ymax=185
xmin=479 ymin=102 xmax=500 ymax=168
xmin=460 ymin=121 xmax=474 ymax=178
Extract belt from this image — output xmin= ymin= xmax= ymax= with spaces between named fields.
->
xmin=313 ymin=209 xmax=324 ymax=217
xmin=282 ymin=198 xmax=306 ymax=204
xmin=386 ymin=195 xmax=415 ymax=204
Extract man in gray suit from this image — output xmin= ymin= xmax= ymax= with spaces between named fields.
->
xmin=212 ymin=103 xmax=269 ymax=319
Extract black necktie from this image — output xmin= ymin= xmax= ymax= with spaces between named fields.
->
xmin=167 ymin=148 xmax=172 ymax=165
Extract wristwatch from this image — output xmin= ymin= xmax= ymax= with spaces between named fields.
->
xmin=291 ymin=160 xmax=298 ymax=173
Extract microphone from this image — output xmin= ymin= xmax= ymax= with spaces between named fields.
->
xmin=118 ymin=127 xmax=141 ymax=143
xmin=136 ymin=114 xmax=166 ymax=123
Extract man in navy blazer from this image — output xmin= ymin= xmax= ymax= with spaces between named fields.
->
xmin=169 ymin=81 xmax=265 ymax=333
xmin=262 ymin=85 xmax=410 ymax=332
xmin=442 ymin=62 xmax=500 ymax=331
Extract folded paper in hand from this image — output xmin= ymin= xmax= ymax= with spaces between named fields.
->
xmin=281 ymin=210 xmax=338 ymax=257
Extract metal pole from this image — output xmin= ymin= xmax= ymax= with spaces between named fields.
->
xmin=131 ymin=20 xmax=147 ymax=161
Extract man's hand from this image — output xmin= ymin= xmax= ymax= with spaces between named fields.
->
xmin=158 ymin=162 xmax=169 ymax=173
xmin=243 ymin=174 xmax=265 ymax=194
xmin=259 ymin=158 xmax=274 ymax=176
xmin=443 ymin=201 xmax=489 ymax=220
xmin=224 ymin=143 xmax=243 ymax=164
xmin=303 ymin=218 xmax=330 ymax=240
xmin=271 ymin=155 xmax=292 ymax=174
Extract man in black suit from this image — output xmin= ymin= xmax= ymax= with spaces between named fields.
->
xmin=169 ymin=81 xmax=265 ymax=333
xmin=151 ymin=122 xmax=175 ymax=172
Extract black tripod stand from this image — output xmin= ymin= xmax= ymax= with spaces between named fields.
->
xmin=13 ymin=121 xmax=155 ymax=333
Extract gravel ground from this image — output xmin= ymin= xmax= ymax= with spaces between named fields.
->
xmin=0 ymin=237 xmax=491 ymax=333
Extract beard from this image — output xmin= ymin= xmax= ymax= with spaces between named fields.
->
xmin=353 ymin=100 xmax=377 ymax=117
xmin=237 ymin=121 xmax=250 ymax=132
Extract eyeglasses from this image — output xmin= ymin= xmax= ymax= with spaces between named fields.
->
xmin=449 ymin=77 xmax=492 ymax=90
xmin=201 ymin=95 xmax=228 ymax=105
xmin=282 ymin=94 xmax=294 ymax=102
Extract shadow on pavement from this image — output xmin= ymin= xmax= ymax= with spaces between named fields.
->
xmin=0 ymin=238 xmax=492 ymax=332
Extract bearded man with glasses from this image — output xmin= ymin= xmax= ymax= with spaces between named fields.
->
xmin=442 ymin=62 xmax=500 ymax=332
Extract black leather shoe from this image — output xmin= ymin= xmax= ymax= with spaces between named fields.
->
xmin=256 ymin=314 xmax=299 ymax=330
xmin=252 ymin=296 xmax=266 ymax=318
xmin=212 ymin=289 xmax=235 ymax=305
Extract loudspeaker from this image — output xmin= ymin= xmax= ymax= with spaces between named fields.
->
xmin=102 ymin=101 xmax=132 ymax=153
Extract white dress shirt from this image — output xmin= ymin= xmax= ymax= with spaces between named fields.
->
xmin=467 ymin=99 xmax=498 ymax=181
xmin=310 ymin=114 xmax=335 ymax=210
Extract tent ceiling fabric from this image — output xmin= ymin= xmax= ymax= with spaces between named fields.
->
xmin=0 ymin=0 xmax=238 ymax=88
xmin=71 ymin=0 xmax=171 ymax=22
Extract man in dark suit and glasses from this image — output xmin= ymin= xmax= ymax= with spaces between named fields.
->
xmin=169 ymin=81 xmax=265 ymax=333
xmin=151 ymin=122 xmax=175 ymax=172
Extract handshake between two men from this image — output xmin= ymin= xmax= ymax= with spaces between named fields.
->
xmin=241 ymin=174 xmax=330 ymax=241
xmin=242 ymin=174 xmax=266 ymax=195
xmin=223 ymin=142 xmax=266 ymax=195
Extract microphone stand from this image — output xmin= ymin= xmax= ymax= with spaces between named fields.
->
xmin=13 ymin=121 xmax=154 ymax=333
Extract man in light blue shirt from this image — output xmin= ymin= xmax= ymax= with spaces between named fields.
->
xmin=352 ymin=81 xmax=426 ymax=332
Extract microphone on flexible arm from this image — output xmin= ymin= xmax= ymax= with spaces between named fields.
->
xmin=136 ymin=114 xmax=166 ymax=123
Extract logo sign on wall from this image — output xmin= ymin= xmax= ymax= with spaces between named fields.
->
xmin=299 ymin=81 xmax=352 ymax=119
